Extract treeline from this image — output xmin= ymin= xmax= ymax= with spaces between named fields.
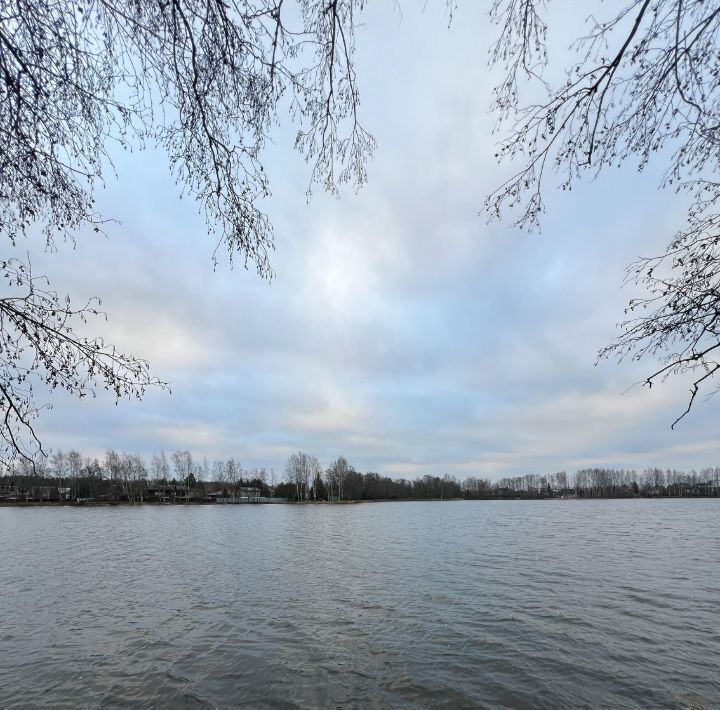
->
xmin=0 ymin=450 xmax=275 ymax=502
xmin=1 ymin=450 xmax=719 ymax=503
xmin=495 ymin=467 xmax=720 ymax=498
xmin=280 ymin=458 xmax=720 ymax=501
xmin=277 ymin=454 xmax=469 ymax=501
xmin=0 ymin=450 xmax=473 ymax=503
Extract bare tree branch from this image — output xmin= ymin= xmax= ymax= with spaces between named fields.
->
xmin=0 ymin=0 xmax=376 ymax=459
xmin=489 ymin=0 xmax=720 ymax=424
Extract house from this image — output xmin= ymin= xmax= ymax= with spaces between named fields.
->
xmin=147 ymin=484 xmax=187 ymax=502
xmin=208 ymin=487 xmax=262 ymax=503
xmin=0 ymin=483 xmax=27 ymax=502
xmin=32 ymin=486 xmax=60 ymax=501
xmin=696 ymin=482 xmax=720 ymax=497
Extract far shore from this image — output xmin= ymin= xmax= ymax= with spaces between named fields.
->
xmin=1 ymin=496 xmax=716 ymax=508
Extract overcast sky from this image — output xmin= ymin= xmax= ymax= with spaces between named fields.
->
xmin=19 ymin=2 xmax=720 ymax=479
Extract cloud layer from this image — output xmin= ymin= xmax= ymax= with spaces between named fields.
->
xmin=16 ymin=2 xmax=720 ymax=478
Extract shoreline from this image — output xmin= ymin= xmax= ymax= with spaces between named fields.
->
xmin=1 ymin=496 xmax=716 ymax=507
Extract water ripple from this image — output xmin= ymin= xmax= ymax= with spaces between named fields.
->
xmin=1 ymin=500 xmax=719 ymax=708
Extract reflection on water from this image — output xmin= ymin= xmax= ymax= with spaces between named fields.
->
xmin=1 ymin=500 xmax=719 ymax=708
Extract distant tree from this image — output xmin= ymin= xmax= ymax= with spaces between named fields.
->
xmin=364 ymin=471 xmax=383 ymax=499
xmin=326 ymin=456 xmax=351 ymax=501
xmin=67 ymin=450 xmax=83 ymax=478
xmin=151 ymin=450 xmax=171 ymax=484
xmin=226 ymin=458 xmax=242 ymax=493
xmin=462 ymin=476 xmax=492 ymax=499
xmin=49 ymin=449 xmax=67 ymax=481
xmin=199 ymin=458 xmax=210 ymax=485
xmin=171 ymin=450 xmax=194 ymax=490
xmin=273 ymin=480 xmax=296 ymax=501
xmin=67 ymin=450 xmax=83 ymax=499
xmin=269 ymin=468 xmax=278 ymax=491
xmin=285 ymin=451 xmax=316 ymax=502
xmin=79 ymin=457 xmax=102 ymax=499
xmin=254 ymin=467 xmax=268 ymax=495
xmin=116 ymin=452 xmax=147 ymax=502
xmin=311 ymin=467 xmax=328 ymax=500
xmin=210 ymin=459 xmax=227 ymax=490
xmin=488 ymin=0 xmax=720 ymax=424
xmin=308 ymin=455 xmax=323 ymax=500
xmin=104 ymin=449 xmax=123 ymax=500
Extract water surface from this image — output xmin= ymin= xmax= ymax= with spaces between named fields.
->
xmin=1 ymin=500 xmax=718 ymax=708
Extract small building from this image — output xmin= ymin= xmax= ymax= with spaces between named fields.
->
xmin=32 ymin=486 xmax=60 ymax=501
xmin=697 ymin=482 xmax=720 ymax=497
xmin=147 ymin=484 xmax=187 ymax=502
xmin=0 ymin=483 xmax=27 ymax=502
xmin=208 ymin=487 xmax=262 ymax=503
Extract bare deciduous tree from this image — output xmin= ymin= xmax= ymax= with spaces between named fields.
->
xmin=151 ymin=450 xmax=171 ymax=484
xmin=67 ymin=449 xmax=83 ymax=498
xmin=488 ymin=0 xmax=720 ymax=424
xmin=172 ymin=449 xmax=194 ymax=480
xmin=226 ymin=457 xmax=241 ymax=494
xmin=326 ymin=455 xmax=351 ymax=501
xmin=285 ymin=451 xmax=316 ymax=501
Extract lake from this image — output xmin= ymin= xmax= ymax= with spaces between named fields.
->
xmin=1 ymin=500 xmax=718 ymax=708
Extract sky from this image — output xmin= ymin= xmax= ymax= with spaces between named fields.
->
xmin=16 ymin=2 xmax=720 ymax=479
